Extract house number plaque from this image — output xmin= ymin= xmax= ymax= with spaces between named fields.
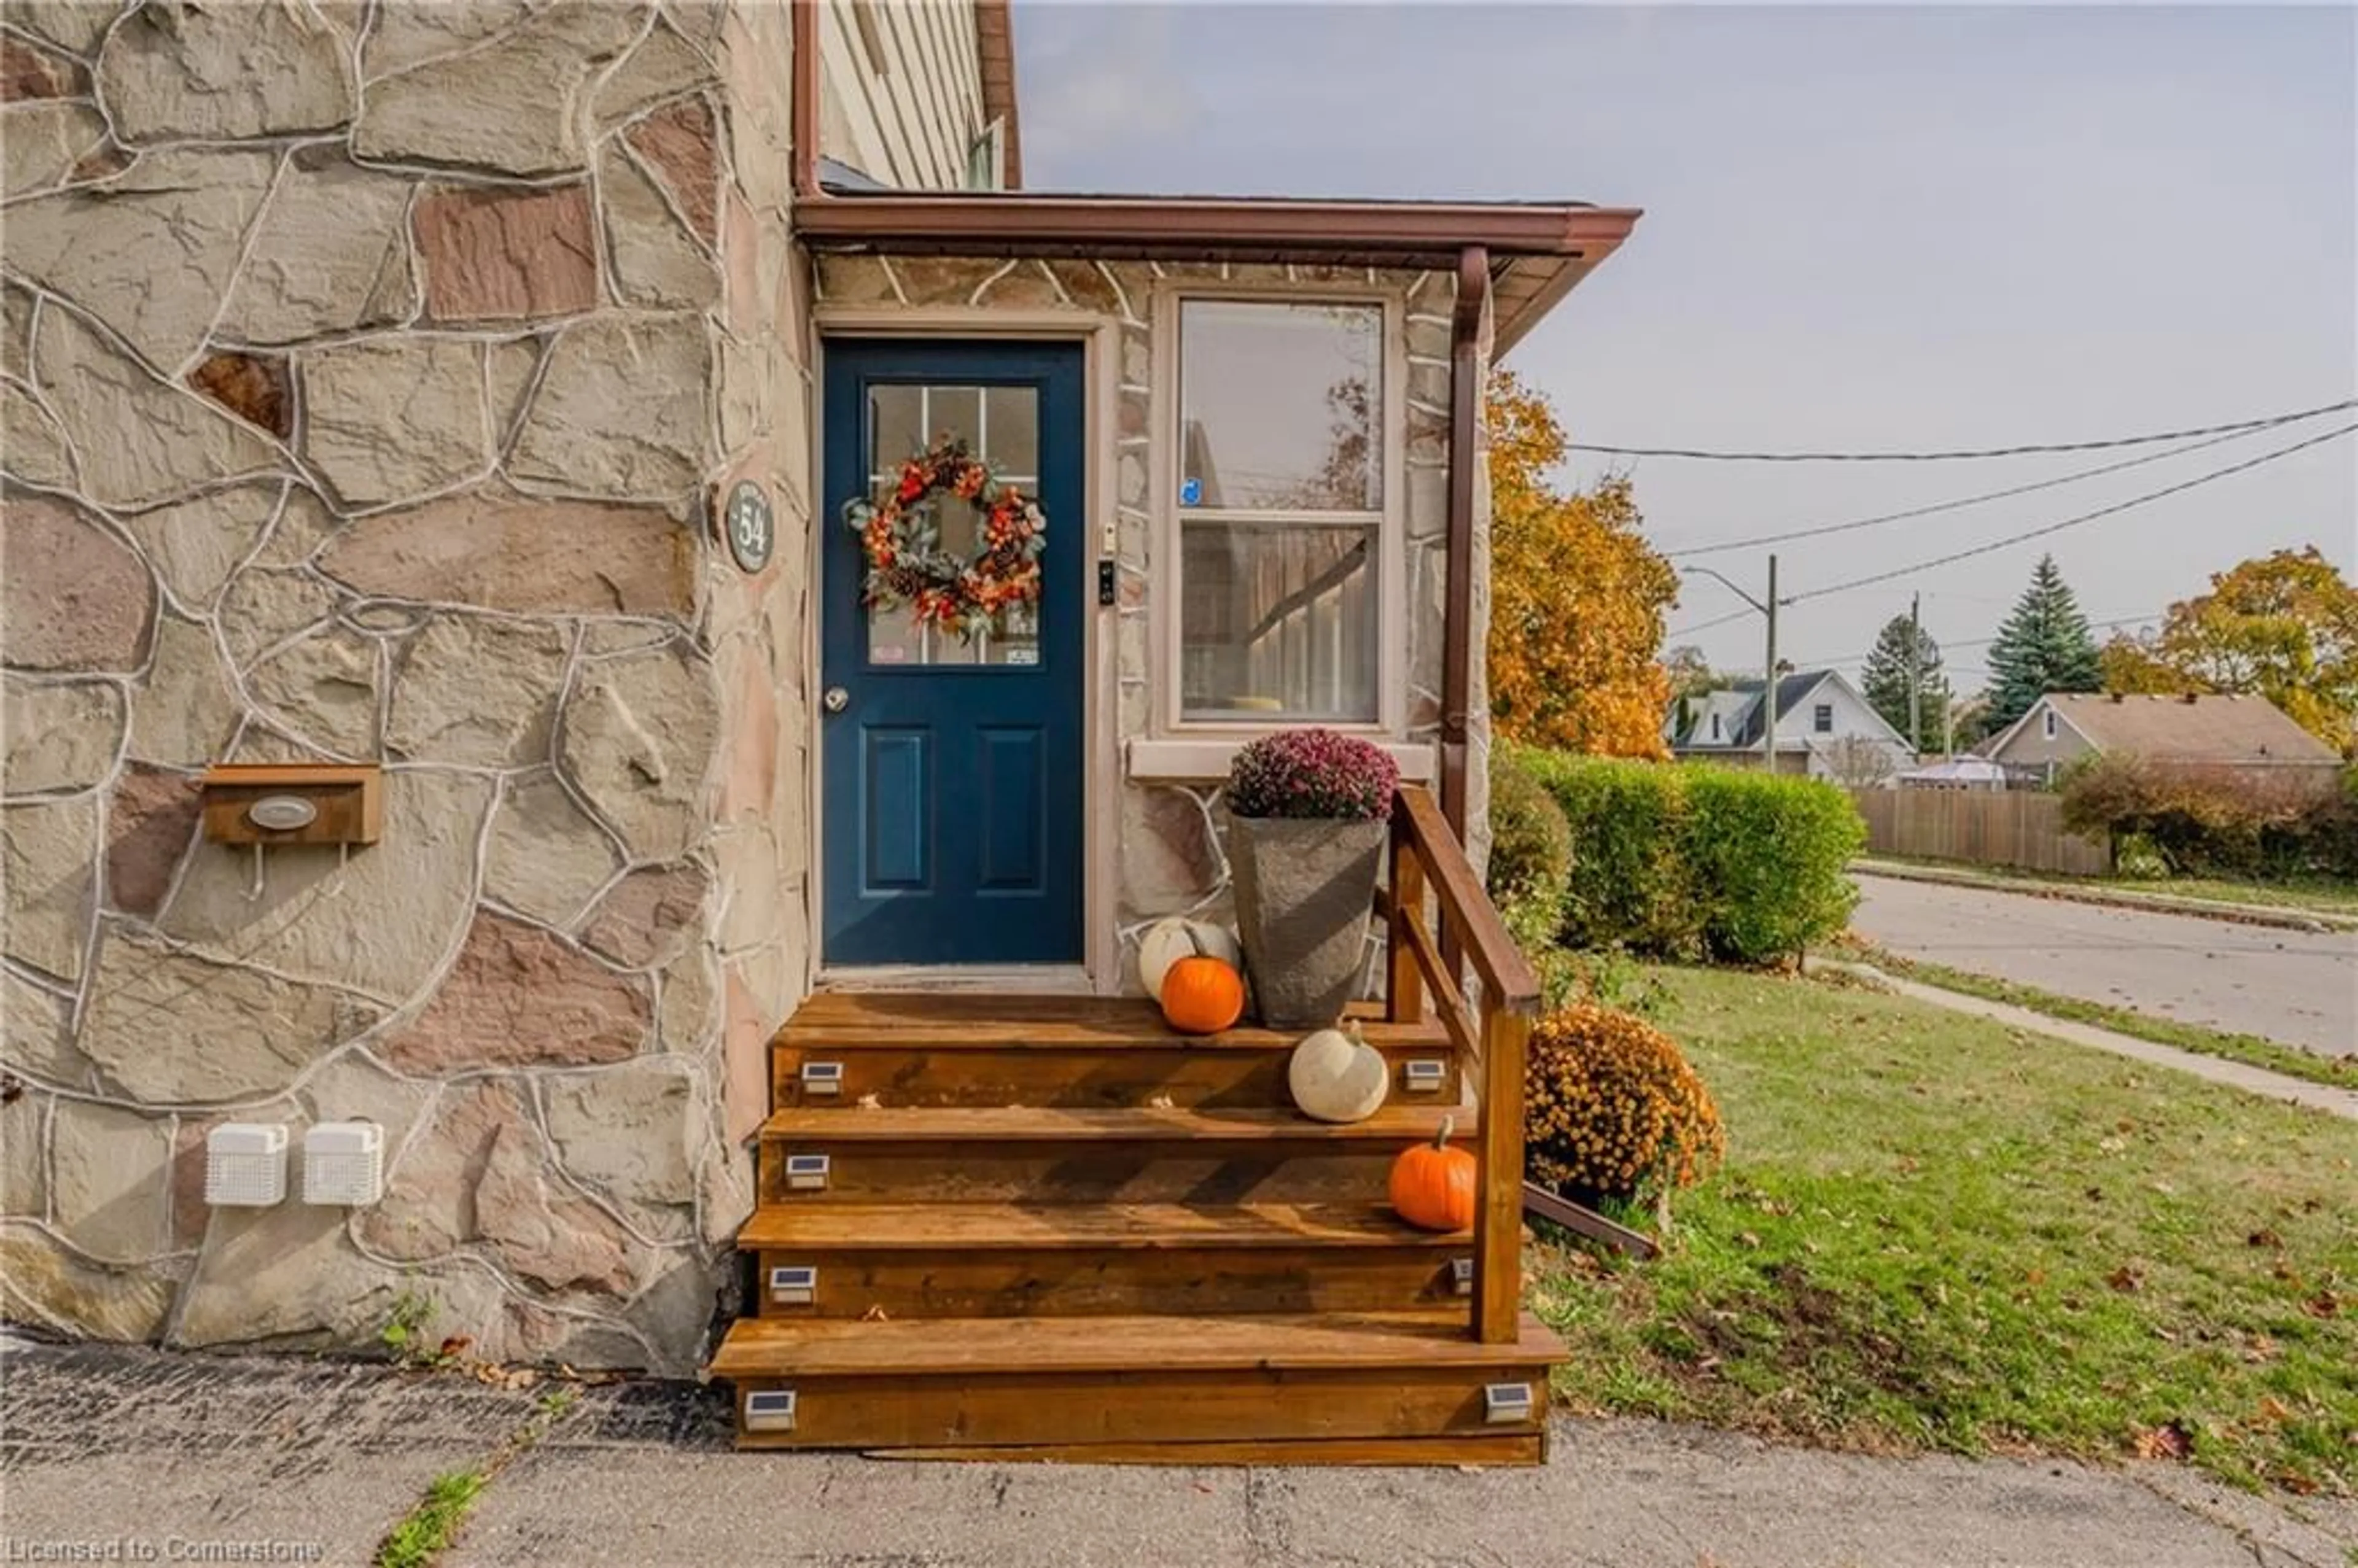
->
xmin=722 ymin=480 xmax=773 ymax=574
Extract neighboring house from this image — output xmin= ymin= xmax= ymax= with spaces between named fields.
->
xmin=1983 ymin=693 xmax=2344 ymax=788
xmin=0 ymin=1 xmax=1636 ymax=1461
xmin=1666 ymin=671 xmax=1915 ymax=783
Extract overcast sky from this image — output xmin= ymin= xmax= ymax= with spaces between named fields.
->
xmin=1013 ymin=2 xmax=2357 ymax=695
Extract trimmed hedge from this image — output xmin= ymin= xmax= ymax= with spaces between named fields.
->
xmin=1486 ymin=747 xmax=1574 ymax=909
xmin=1512 ymin=752 xmax=1864 ymax=964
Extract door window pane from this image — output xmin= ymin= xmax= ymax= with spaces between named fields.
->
xmin=1179 ymin=521 xmax=1378 ymax=721
xmin=1180 ymin=301 xmax=1381 ymax=512
xmin=862 ymin=381 xmax=1043 ymax=666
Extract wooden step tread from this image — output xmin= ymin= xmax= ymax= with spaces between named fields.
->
xmin=759 ymin=1104 xmax=1471 ymax=1143
xmin=737 ymin=1201 xmax=1468 ymax=1251
xmin=780 ymin=992 xmax=1442 ymax=1050
xmin=710 ymin=1310 xmax=1560 ymax=1378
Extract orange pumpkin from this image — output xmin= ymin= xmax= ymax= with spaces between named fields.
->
xmin=1389 ymin=1115 xmax=1477 ymax=1231
xmin=1159 ymin=953 xmax=1245 ymax=1034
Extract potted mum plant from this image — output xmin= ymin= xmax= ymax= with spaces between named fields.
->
xmin=1223 ymin=728 xmax=1401 ymax=1028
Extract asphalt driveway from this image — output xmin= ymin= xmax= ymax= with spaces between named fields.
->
xmin=1850 ymin=874 xmax=2358 ymax=1057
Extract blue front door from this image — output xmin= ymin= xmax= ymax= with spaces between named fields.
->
xmin=820 ymin=340 xmax=1086 ymax=966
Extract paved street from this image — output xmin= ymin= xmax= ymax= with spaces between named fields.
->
xmin=4 ymin=1336 xmax=2351 ymax=1568
xmin=1850 ymin=874 xmax=2358 ymax=1057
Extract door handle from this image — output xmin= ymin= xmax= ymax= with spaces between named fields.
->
xmin=822 ymin=686 xmax=849 ymax=714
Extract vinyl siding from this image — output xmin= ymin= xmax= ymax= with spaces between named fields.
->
xmin=819 ymin=0 xmax=992 ymax=191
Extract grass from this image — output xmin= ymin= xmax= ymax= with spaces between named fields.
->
xmin=371 ymin=1384 xmax=578 ymax=1567
xmin=1532 ymin=964 xmax=2358 ymax=1497
xmin=375 ymin=1472 xmax=486 ymax=1568
xmin=1868 ymin=856 xmax=2358 ymax=923
xmin=1853 ymin=944 xmax=2356 ymax=1091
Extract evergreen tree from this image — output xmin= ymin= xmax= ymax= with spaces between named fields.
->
xmin=1860 ymin=612 xmax=1952 ymax=750
xmin=1985 ymin=554 xmax=2101 ymax=727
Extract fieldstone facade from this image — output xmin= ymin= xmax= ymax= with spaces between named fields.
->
xmin=0 ymin=0 xmax=807 ymax=1373
xmin=809 ymin=255 xmax=1488 ymax=994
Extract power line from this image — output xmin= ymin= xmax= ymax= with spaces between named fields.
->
xmin=1784 ymin=421 xmax=2358 ymax=605
xmin=1573 ymin=396 xmax=2357 ymax=463
xmin=1788 ymin=613 xmax=2163 ymax=670
xmin=1662 ymin=606 xmax=1755 ymax=641
xmin=1660 ymin=411 xmax=2330 ymax=559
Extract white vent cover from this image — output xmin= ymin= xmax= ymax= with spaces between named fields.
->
xmin=204 ymin=1124 xmax=287 ymax=1207
xmin=303 ymin=1121 xmax=384 ymax=1206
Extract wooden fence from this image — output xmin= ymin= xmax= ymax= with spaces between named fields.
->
xmin=1848 ymin=788 xmax=2113 ymax=876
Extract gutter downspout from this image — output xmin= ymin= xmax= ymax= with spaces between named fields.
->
xmin=792 ymin=0 xmax=820 ymax=200
xmin=1439 ymin=246 xmax=1489 ymax=842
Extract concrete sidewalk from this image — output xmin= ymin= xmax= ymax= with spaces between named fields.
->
xmin=4 ymin=1336 xmax=2352 ymax=1568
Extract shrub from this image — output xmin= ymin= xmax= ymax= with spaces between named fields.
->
xmin=2060 ymin=754 xmax=2351 ymax=879
xmin=1487 ymin=747 xmax=1573 ymax=911
xmin=1520 ymin=753 xmax=1703 ymax=957
xmin=1226 ymin=728 xmax=1399 ymax=820
xmin=1523 ymin=1003 xmax=1724 ymax=1207
xmin=1520 ymin=755 xmax=1864 ymax=963
xmin=1679 ymin=767 xmax=1865 ymax=963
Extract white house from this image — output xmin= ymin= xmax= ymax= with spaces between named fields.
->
xmin=1666 ymin=670 xmax=1916 ymax=783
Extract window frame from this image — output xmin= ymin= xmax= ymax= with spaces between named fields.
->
xmin=2042 ymin=707 xmax=2058 ymax=739
xmin=1813 ymin=702 xmax=1835 ymax=734
xmin=1152 ymin=286 xmax=1409 ymax=739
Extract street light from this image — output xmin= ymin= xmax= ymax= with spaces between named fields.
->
xmin=1677 ymin=554 xmax=1782 ymax=771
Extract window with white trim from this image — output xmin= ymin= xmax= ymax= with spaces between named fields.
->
xmin=1173 ymin=300 xmax=1385 ymax=725
xmin=2042 ymin=708 xmax=2058 ymax=739
xmin=1813 ymin=702 xmax=1834 ymax=734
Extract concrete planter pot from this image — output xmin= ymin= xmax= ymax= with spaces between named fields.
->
xmin=1226 ymin=815 xmax=1388 ymax=1028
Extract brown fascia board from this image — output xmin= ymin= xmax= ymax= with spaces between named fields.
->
xmin=975 ymin=0 xmax=1023 ymax=189
xmin=793 ymin=191 xmax=1641 ymax=271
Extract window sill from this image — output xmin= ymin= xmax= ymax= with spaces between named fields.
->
xmin=1125 ymin=736 xmax=1437 ymax=786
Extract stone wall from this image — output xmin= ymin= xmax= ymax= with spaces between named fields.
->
xmin=0 ymin=0 xmax=801 ymax=1373
xmin=812 ymin=255 xmax=1471 ymax=992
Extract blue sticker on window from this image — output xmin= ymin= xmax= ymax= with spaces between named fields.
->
xmin=1180 ymin=476 xmax=1202 ymax=506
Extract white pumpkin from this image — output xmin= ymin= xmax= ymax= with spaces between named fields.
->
xmin=1138 ymin=917 xmax=1243 ymax=1003
xmin=1287 ymin=1019 xmax=1388 ymax=1124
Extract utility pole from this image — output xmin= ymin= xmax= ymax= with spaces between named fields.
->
xmin=1907 ymin=591 xmax=1922 ymax=758
xmin=1675 ymin=556 xmax=1781 ymax=772
xmin=1763 ymin=554 xmax=1780 ymax=774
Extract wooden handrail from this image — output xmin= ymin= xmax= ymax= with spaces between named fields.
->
xmin=1390 ymin=788 xmax=1541 ymax=1013
xmin=1380 ymin=784 xmax=1537 ymax=1344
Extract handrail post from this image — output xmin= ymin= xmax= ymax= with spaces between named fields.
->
xmin=1385 ymin=799 xmax=1425 ymax=1024
xmin=1473 ymin=1003 xmax=1530 ymax=1343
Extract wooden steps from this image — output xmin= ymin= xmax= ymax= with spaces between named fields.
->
xmin=774 ymin=993 xmax=1461 ymax=1110
xmin=710 ymin=992 xmax=1560 ymax=1464
xmin=742 ymin=1200 xmax=1474 ymax=1318
xmin=711 ymin=1311 xmax=1558 ymax=1453
xmin=757 ymin=1104 xmax=1468 ymax=1205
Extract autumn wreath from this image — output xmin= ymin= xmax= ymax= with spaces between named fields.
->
xmin=843 ymin=437 xmax=1046 ymax=642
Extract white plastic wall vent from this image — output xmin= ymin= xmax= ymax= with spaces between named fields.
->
xmin=303 ymin=1121 xmax=384 ymax=1206
xmin=204 ymin=1124 xmax=288 ymax=1207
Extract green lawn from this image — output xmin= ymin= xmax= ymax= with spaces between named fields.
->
xmin=1533 ymin=965 xmax=2358 ymax=1497
xmin=1846 ymin=943 xmax=2356 ymax=1091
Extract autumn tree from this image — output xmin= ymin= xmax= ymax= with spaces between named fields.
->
xmin=2098 ymin=548 xmax=2358 ymax=755
xmin=1486 ymin=371 xmax=1679 ymax=756
xmin=1986 ymin=554 xmax=2101 ymax=728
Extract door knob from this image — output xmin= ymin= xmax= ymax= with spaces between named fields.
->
xmin=822 ymin=686 xmax=849 ymax=714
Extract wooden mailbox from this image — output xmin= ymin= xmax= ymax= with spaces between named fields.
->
xmin=198 ymin=764 xmax=383 ymax=847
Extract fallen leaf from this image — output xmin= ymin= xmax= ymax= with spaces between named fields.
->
xmin=856 ymin=1092 xmax=882 ymax=1110
xmin=861 ymin=1304 xmax=891 ymax=1322
xmin=2131 ymin=1421 xmax=2192 ymax=1461
xmin=2247 ymin=1228 xmax=2282 ymax=1250
xmin=2024 ymin=1267 xmax=2047 ymax=1287
xmin=2302 ymin=1292 xmax=2340 ymax=1321
xmin=440 ymin=1335 xmax=474 ymax=1360
xmin=1147 ymin=1093 xmax=1175 ymax=1109
xmin=1735 ymin=1232 xmax=1761 ymax=1250
xmin=2255 ymin=1396 xmax=2294 ymax=1426
xmin=2106 ymin=1265 xmax=2144 ymax=1294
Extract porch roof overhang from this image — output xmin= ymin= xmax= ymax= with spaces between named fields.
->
xmin=795 ymin=186 xmax=1640 ymax=354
